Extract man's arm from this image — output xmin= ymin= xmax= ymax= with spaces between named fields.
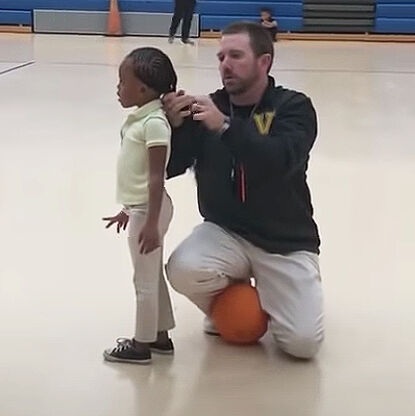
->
xmin=163 ymin=91 xmax=203 ymax=178
xmin=167 ymin=118 xmax=203 ymax=178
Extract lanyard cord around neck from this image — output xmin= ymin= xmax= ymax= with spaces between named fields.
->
xmin=228 ymin=101 xmax=260 ymax=203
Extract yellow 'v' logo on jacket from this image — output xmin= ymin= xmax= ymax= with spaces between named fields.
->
xmin=253 ymin=111 xmax=275 ymax=135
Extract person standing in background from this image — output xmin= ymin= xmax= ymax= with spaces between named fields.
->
xmin=169 ymin=0 xmax=196 ymax=45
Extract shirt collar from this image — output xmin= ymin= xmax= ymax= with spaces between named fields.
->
xmin=128 ymin=99 xmax=163 ymax=121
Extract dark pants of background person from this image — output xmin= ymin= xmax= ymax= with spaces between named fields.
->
xmin=169 ymin=0 xmax=196 ymax=41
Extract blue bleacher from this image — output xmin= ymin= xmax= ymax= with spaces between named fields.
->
xmin=375 ymin=17 xmax=415 ymax=32
xmin=374 ymin=1 xmax=415 ymax=33
xmin=377 ymin=4 xmax=415 ymax=17
xmin=376 ymin=0 xmax=415 ymax=3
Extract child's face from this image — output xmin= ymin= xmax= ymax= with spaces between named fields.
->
xmin=117 ymin=59 xmax=146 ymax=108
xmin=261 ymin=11 xmax=271 ymax=20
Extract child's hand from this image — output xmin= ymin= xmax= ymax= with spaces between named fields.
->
xmin=138 ymin=222 xmax=160 ymax=254
xmin=102 ymin=211 xmax=129 ymax=233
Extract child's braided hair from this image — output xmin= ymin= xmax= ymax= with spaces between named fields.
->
xmin=127 ymin=47 xmax=177 ymax=95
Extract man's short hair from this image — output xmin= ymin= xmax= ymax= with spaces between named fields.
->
xmin=222 ymin=22 xmax=274 ymax=72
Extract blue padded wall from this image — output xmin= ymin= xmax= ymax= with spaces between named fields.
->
xmin=376 ymin=0 xmax=415 ymax=3
xmin=0 ymin=0 xmax=304 ymax=31
xmin=197 ymin=2 xmax=302 ymax=16
xmin=201 ymin=15 xmax=302 ymax=30
xmin=0 ymin=10 xmax=32 ymax=25
xmin=2 ymin=0 xmax=414 ymax=34
xmin=198 ymin=1 xmax=303 ymax=30
xmin=1 ymin=1 xmax=106 ymax=11
xmin=377 ymin=4 xmax=415 ymax=17
xmin=375 ymin=17 xmax=415 ymax=32
xmin=374 ymin=0 xmax=415 ymax=33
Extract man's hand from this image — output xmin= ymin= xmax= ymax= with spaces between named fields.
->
xmin=162 ymin=90 xmax=196 ymax=128
xmin=192 ymin=96 xmax=226 ymax=132
xmin=102 ymin=211 xmax=129 ymax=233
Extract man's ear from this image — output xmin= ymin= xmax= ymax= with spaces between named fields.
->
xmin=259 ymin=53 xmax=272 ymax=72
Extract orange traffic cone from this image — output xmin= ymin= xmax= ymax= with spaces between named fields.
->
xmin=107 ymin=0 xmax=122 ymax=36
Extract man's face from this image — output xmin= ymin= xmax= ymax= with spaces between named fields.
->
xmin=217 ymin=33 xmax=262 ymax=96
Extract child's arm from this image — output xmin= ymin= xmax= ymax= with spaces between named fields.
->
xmin=138 ymin=145 xmax=167 ymax=254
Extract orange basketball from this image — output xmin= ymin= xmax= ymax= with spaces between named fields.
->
xmin=211 ymin=283 xmax=268 ymax=345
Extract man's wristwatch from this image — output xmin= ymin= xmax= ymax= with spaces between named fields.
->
xmin=218 ymin=116 xmax=231 ymax=136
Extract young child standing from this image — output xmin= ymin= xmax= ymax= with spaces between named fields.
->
xmin=260 ymin=8 xmax=278 ymax=42
xmin=103 ymin=47 xmax=177 ymax=364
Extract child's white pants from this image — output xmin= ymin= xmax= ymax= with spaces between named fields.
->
xmin=126 ymin=193 xmax=175 ymax=342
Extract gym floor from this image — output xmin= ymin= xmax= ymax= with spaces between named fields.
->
xmin=1 ymin=33 xmax=414 ymax=416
